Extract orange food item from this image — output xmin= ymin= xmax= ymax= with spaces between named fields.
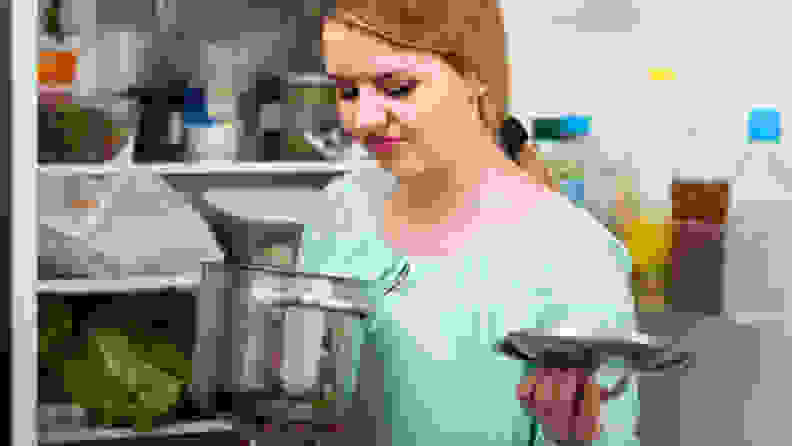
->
xmin=38 ymin=50 xmax=79 ymax=86
xmin=71 ymin=199 xmax=98 ymax=209
xmin=104 ymin=134 xmax=121 ymax=160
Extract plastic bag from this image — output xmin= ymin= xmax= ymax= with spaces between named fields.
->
xmin=38 ymin=170 xmax=222 ymax=279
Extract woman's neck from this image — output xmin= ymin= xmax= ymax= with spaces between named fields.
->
xmin=389 ymin=152 xmax=522 ymax=228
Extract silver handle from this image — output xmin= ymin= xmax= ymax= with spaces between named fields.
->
xmin=270 ymin=296 xmax=370 ymax=318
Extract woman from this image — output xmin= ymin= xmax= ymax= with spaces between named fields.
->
xmin=300 ymin=0 xmax=640 ymax=444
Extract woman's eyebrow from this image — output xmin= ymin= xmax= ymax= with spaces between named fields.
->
xmin=327 ymin=70 xmax=414 ymax=83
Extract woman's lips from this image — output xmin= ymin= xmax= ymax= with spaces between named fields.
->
xmin=369 ymin=142 xmax=400 ymax=153
xmin=367 ymin=137 xmax=404 ymax=154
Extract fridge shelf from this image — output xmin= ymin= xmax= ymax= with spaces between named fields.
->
xmin=38 ymin=418 xmax=234 ymax=445
xmin=36 ymin=161 xmax=372 ymax=176
xmin=36 ymin=273 xmax=202 ymax=295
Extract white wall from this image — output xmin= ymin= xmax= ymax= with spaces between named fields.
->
xmin=502 ymin=0 xmax=791 ymax=319
xmin=502 ymin=0 xmax=790 ymax=204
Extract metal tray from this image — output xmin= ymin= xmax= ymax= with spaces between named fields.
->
xmin=496 ymin=330 xmax=693 ymax=374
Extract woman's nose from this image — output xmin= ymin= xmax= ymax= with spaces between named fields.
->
xmin=352 ymin=86 xmax=389 ymax=130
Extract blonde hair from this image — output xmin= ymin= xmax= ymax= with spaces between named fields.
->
xmin=328 ymin=0 xmax=558 ymax=191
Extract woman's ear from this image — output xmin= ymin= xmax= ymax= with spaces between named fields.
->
xmin=464 ymin=72 xmax=488 ymax=100
xmin=462 ymin=72 xmax=498 ymax=134
xmin=478 ymin=93 xmax=498 ymax=135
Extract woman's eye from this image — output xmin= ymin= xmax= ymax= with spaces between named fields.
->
xmin=383 ymin=81 xmax=418 ymax=99
xmin=339 ymin=87 xmax=359 ymax=101
xmin=336 ymin=81 xmax=418 ymax=101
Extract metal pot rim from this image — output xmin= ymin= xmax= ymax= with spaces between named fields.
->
xmin=201 ymin=260 xmax=369 ymax=287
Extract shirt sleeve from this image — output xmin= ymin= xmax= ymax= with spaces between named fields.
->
xmin=536 ymin=236 xmax=637 ymax=339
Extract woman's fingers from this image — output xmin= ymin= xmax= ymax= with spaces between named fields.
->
xmin=555 ymin=369 xmax=580 ymax=402
xmin=569 ymin=380 xmax=603 ymax=441
xmin=573 ymin=415 xmax=602 ymax=441
xmin=535 ymin=380 xmax=548 ymax=402
xmin=516 ymin=375 xmax=536 ymax=400
xmin=532 ymin=369 xmax=579 ymax=402
xmin=586 ymin=382 xmax=603 ymax=417
xmin=516 ymin=369 xmax=606 ymax=442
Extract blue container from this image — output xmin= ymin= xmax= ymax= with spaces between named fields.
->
xmin=183 ymin=88 xmax=207 ymax=114
xmin=748 ymin=108 xmax=781 ymax=143
xmin=560 ymin=179 xmax=585 ymax=208
xmin=561 ymin=115 xmax=591 ymax=137
xmin=183 ymin=117 xmax=217 ymax=129
xmin=183 ymin=87 xmax=216 ymax=128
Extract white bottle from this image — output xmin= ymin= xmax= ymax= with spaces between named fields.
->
xmin=726 ymin=144 xmax=792 ymax=326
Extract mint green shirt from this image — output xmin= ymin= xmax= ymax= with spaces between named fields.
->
xmin=300 ymin=169 xmax=640 ymax=445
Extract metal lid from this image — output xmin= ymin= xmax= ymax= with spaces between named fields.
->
xmin=498 ymin=329 xmax=693 ymax=373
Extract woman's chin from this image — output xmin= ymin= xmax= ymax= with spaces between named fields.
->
xmin=378 ymin=158 xmax=427 ymax=179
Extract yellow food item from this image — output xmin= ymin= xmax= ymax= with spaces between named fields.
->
xmin=215 ymin=87 xmax=233 ymax=97
xmin=648 ymin=68 xmax=676 ymax=81
xmin=623 ymin=216 xmax=673 ymax=268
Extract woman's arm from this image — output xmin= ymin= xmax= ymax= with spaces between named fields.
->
xmin=502 ymin=198 xmax=641 ymax=444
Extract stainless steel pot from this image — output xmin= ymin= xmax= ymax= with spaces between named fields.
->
xmin=191 ymin=261 xmax=372 ymax=428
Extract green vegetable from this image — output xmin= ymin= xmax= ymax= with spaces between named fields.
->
xmin=45 ymin=7 xmax=60 ymax=35
xmin=39 ymin=302 xmax=73 ymax=357
xmin=119 ymin=323 xmax=192 ymax=383
xmin=40 ymin=306 xmax=189 ymax=432
xmin=50 ymin=105 xmax=120 ymax=155
xmin=287 ymin=133 xmax=315 ymax=153
xmin=62 ymin=327 xmax=185 ymax=431
xmin=289 ymin=87 xmax=336 ymax=105
xmin=541 ymin=159 xmax=584 ymax=182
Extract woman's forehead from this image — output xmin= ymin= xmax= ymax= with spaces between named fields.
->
xmin=335 ymin=56 xmax=442 ymax=78
xmin=323 ymin=21 xmax=445 ymax=79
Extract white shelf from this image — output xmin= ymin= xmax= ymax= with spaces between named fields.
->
xmin=732 ymin=312 xmax=789 ymax=325
xmin=36 ymin=161 xmax=374 ymax=176
xmin=38 ymin=419 xmax=234 ymax=444
xmin=36 ymin=272 xmax=202 ymax=295
xmin=149 ymin=161 xmax=368 ymax=175
xmin=37 ymin=120 xmax=375 ymax=177
xmin=37 ymin=164 xmax=129 ymax=176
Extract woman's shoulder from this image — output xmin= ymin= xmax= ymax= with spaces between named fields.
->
xmin=526 ymin=190 xmax=630 ymax=267
xmin=480 ymin=193 xmax=636 ymax=338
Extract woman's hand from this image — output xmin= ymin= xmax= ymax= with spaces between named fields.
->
xmin=517 ymin=368 xmax=606 ymax=442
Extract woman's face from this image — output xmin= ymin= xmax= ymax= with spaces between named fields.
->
xmin=322 ymin=19 xmax=487 ymax=179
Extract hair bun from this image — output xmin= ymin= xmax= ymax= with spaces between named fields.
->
xmin=498 ymin=115 xmax=530 ymax=162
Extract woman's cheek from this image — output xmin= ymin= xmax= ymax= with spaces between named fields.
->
xmin=336 ymin=103 xmax=355 ymax=133
xmin=388 ymin=100 xmax=419 ymax=124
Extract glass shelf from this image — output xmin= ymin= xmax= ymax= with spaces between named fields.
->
xmin=38 ymin=418 xmax=234 ymax=445
xmin=36 ymin=272 xmax=203 ymax=295
xmin=36 ymin=161 xmax=371 ymax=176
xmin=37 ymin=134 xmax=375 ymax=177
